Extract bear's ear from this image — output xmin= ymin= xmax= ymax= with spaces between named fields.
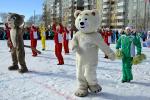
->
xmin=8 ymin=12 xmax=13 ymax=15
xmin=20 ymin=15 xmax=25 ymax=19
xmin=91 ymin=9 xmax=98 ymax=16
xmin=74 ymin=10 xmax=81 ymax=18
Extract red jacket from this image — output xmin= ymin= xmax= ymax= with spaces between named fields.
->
xmin=63 ymin=27 xmax=69 ymax=40
xmin=101 ymin=31 xmax=112 ymax=45
xmin=54 ymin=30 xmax=59 ymax=44
xmin=30 ymin=27 xmax=37 ymax=40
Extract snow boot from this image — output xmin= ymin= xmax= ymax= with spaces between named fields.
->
xmin=122 ymin=80 xmax=131 ymax=83
xmin=88 ymin=84 xmax=102 ymax=93
xmin=8 ymin=65 xmax=19 ymax=70
xmin=18 ymin=67 xmax=28 ymax=73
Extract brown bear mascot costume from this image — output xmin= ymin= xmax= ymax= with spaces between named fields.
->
xmin=7 ymin=13 xmax=28 ymax=73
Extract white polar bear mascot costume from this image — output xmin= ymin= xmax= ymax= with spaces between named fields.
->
xmin=72 ymin=9 xmax=115 ymax=97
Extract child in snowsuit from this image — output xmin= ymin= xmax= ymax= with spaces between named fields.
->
xmin=116 ymin=27 xmax=142 ymax=83
xmin=101 ymin=28 xmax=112 ymax=58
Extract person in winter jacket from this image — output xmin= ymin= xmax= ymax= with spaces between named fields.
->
xmin=5 ymin=23 xmax=12 ymax=50
xmin=63 ymin=26 xmax=70 ymax=54
xmin=30 ymin=25 xmax=38 ymax=57
xmin=53 ymin=24 xmax=64 ymax=65
xmin=101 ymin=28 xmax=112 ymax=58
xmin=39 ymin=24 xmax=46 ymax=50
xmin=116 ymin=27 xmax=142 ymax=83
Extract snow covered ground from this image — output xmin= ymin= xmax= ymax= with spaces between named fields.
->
xmin=0 ymin=40 xmax=150 ymax=100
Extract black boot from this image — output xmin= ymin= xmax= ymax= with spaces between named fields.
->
xmin=126 ymin=80 xmax=131 ymax=83
xmin=18 ymin=67 xmax=28 ymax=73
xmin=104 ymin=55 xmax=108 ymax=59
xmin=8 ymin=65 xmax=19 ymax=70
xmin=121 ymin=80 xmax=127 ymax=83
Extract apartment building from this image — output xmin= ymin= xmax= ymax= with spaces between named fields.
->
xmin=102 ymin=0 xmax=128 ymax=29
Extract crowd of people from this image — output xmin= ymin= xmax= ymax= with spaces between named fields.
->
xmin=3 ymin=22 xmax=72 ymax=65
xmin=1 ymin=23 xmax=150 ymax=44
xmin=1 ymin=22 xmax=150 ymax=65
xmin=0 ymin=23 xmax=55 ymax=40
xmin=98 ymin=27 xmax=150 ymax=44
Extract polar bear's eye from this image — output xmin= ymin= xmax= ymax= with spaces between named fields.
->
xmin=12 ymin=17 xmax=16 ymax=20
xmin=79 ymin=19 xmax=81 ymax=21
xmin=85 ymin=18 xmax=87 ymax=20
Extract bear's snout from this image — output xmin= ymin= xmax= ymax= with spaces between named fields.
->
xmin=80 ymin=22 xmax=84 ymax=26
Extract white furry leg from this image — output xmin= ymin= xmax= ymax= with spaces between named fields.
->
xmin=76 ymin=63 xmax=88 ymax=97
xmin=75 ymin=85 xmax=88 ymax=97
xmin=88 ymin=84 xmax=102 ymax=93
xmin=84 ymin=65 xmax=98 ymax=85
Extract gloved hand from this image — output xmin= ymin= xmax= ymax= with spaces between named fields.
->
xmin=133 ymin=54 xmax=141 ymax=65
xmin=115 ymin=49 xmax=122 ymax=59
xmin=133 ymin=53 xmax=146 ymax=65
xmin=140 ymin=53 xmax=146 ymax=60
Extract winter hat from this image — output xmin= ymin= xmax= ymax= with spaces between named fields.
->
xmin=125 ymin=26 xmax=132 ymax=30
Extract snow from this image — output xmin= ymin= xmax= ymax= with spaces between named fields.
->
xmin=0 ymin=40 xmax=150 ymax=100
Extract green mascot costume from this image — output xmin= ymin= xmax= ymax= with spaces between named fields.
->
xmin=116 ymin=27 xmax=142 ymax=83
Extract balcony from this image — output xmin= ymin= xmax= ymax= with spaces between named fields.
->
xmin=103 ymin=0 xmax=109 ymax=3
xmin=69 ymin=14 xmax=72 ymax=17
xmin=84 ymin=2 xmax=90 ymax=6
xmin=117 ymin=8 xmax=124 ymax=12
xmin=117 ymin=2 xmax=125 ymax=6
xmin=116 ymin=16 xmax=124 ymax=19
xmin=103 ymin=5 xmax=109 ymax=9
xmin=103 ymin=10 xmax=109 ymax=14
xmin=68 ymin=18 xmax=72 ymax=22
xmin=111 ymin=23 xmax=117 ymax=26
xmin=74 ymin=3 xmax=77 ymax=6
xmin=57 ymin=3 xmax=60 ymax=6
xmin=51 ymin=10 xmax=56 ymax=14
xmin=111 ymin=0 xmax=115 ymax=3
xmin=68 ymin=3 xmax=72 ymax=8
xmin=102 ymin=17 xmax=108 ymax=20
xmin=102 ymin=23 xmax=107 ymax=26
xmin=117 ymin=22 xmax=124 ymax=26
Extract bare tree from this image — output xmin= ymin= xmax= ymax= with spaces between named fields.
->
xmin=26 ymin=15 xmax=42 ymax=26
xmin=0 ymin=13 xmax=8 ymax=23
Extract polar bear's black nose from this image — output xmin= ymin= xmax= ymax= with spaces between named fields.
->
xmin=80 ymin=22 xmax=84 ymax=25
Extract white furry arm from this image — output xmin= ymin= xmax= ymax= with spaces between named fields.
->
xmin=71 ymin=34 xmax=79 ymax=53
xmin=96 ymin=33 xmax=115 ymax=60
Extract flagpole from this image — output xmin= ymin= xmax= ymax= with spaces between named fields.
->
xmin=136 ymin=0 xmax=138 ymax=29
xmin=147 ymin=1 xmax=150 ymax=30
xmin=144 ymin=1 xmax=147 ymax=30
